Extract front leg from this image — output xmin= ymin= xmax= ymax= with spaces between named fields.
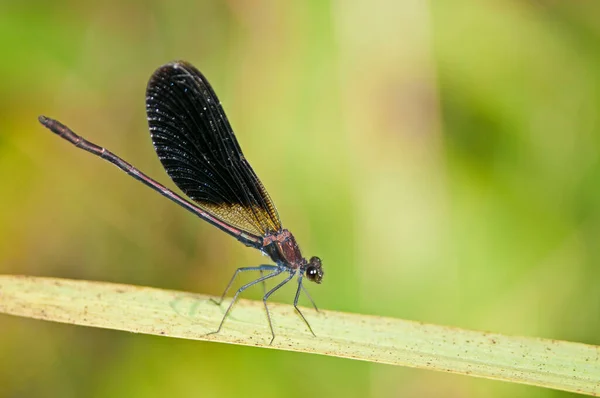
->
xmin=293 ymin=274 xmax=317 ymax=337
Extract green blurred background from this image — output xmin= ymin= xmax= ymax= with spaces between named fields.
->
xmin=1 ymin=1 xmax=599 ymax=397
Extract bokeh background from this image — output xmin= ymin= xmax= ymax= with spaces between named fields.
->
xmin=1 ymin=1 xmax=599 ymax=397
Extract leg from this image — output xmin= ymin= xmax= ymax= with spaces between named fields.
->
xmin=211 ymin=265 xmax=278 ymax=306
xmin=259 ymin=270 xmax=267 ymax=296
xmin=207 ymin=267 xmax=284 ymax=336
xmin=294 ymin=275 xmax=316 ymax=337
xmin=262 ymin=272 xmax=295 ymax=345
xmin=301 ymin=283 xmax=319 ymax=312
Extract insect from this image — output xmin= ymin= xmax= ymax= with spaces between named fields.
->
xmin=39 ymin=61 xmax=323 ymax=344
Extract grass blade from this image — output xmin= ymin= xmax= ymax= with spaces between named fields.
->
xmin=0 ymin=275 xmax=598 ymax=395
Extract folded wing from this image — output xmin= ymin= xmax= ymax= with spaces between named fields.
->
xmin=146 ymin=61 xmax=281 ymax=237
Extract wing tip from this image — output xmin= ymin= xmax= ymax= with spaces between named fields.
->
xmin=155 ymin=60 xmax=195 ymax=74
xmin=147 ymin=60 xmax=204 ymax=92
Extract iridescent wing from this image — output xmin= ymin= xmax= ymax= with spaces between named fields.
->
xmin=146 ymin=61 xmax=281 ymax=237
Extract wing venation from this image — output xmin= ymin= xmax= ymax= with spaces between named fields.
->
xmin=146 ymin=61 xmax=282 ymax=236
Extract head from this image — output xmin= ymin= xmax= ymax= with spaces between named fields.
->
xmin=304 ymin=256 xmax=324 ymax=284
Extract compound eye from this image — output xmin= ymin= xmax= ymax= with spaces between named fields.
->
xmin=306 ymin=266 xmax=318 ymax=281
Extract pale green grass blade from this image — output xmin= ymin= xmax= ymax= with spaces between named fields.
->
xmin=0 ymin=275 xmax=598 ymax=395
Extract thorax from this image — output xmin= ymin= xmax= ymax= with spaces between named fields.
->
xmin=262 ymin=229 xmax=305 ymax=269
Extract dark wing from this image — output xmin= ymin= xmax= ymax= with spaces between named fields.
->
xmin=145 ymin=61 xmax=281 ymax=237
